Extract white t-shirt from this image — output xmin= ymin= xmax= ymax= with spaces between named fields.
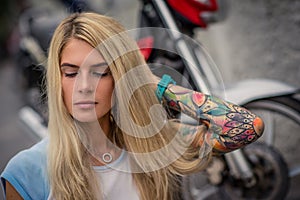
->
xmin=93 ymin=150 xmax=140 ymax=200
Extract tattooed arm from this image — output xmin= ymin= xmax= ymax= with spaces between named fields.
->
xmin=162 ymin=84 xmax=264 ymax=154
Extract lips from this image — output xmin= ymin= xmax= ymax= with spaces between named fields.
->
xmin=74 ymin=101 xmax=98 ymax=109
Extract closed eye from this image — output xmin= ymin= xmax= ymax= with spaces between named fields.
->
xmin=64 ymin=72 xmax=78 ymax=78
xmin=92 ymin=71 xmax=110 ymax=77
xmin=91 ymin=69 xmax=111 ymax=77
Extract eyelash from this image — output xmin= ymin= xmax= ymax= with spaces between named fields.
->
xmin=64 ymin=73 xmax=77 ymax=78
xmin=64 ymin=72 xmax=110 ymax=78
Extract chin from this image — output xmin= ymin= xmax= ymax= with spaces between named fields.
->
xmin=71 ymin=108 xmax=110 ymax=124
xmin=74 ymin=117 xmax=99 ymax=123
xmin=72 ymin=113 xmax=99 ymax=123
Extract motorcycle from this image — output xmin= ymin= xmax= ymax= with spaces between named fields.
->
xmin=136 ymin=0 xmax=300 ymax=199
xmin=16 ymin=0 xmax=300 ymax=199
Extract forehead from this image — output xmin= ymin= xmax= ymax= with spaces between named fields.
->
xmin=60 ymin=38 xmax=105 ymax=65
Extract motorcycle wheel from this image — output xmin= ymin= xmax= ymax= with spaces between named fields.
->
xmin=245 ymin=95 xmax=300 ymax=178
xmin=182 ymin=142 xmax=289 ymax=200
xmin=219 ymin=142 xmax=289 ymax=200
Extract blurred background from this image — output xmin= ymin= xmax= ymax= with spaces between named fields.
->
xmin=0 ymin=0 xmax=299 ymax=199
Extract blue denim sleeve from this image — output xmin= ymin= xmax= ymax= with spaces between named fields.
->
xmin=0 ymin=139 xmax=49 ymax=200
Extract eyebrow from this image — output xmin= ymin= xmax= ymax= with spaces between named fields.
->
xmin=60 ymin=62 xmax=108 ymax=68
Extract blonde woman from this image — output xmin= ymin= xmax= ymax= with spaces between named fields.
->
xmin=1 ymin=12 xmax=264 ymax=200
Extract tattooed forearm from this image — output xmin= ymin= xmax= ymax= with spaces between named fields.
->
xmin=171 ymin=120 xmax=206 ymax=147
xmin=163 ymin=85 xmax=264 ymax=154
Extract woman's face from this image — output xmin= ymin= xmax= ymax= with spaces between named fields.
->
xmin=60 ymin=38 xmax=114 ymax=123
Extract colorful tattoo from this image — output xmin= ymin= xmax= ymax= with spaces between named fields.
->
xmin=163 ymin=85 xmax=264 ymax=154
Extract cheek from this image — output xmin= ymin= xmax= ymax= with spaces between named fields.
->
xmin=96 ymin=80 xmax=114 ymax=105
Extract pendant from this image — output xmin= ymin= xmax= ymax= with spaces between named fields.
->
xmin=102 ymin=152 xmax=113 ymax=163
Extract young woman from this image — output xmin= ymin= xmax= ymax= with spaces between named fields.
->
xmin=1 ymin=12 xmax=264 ymax=200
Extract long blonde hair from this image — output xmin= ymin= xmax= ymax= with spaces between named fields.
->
xmin=47 ymin=12 xmax=211 ymax=200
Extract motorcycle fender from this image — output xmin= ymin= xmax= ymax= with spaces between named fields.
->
xmin=216 ymin=79 xmax=297 ymax=105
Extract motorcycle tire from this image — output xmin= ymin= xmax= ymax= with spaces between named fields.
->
xmin=245 ymin=94 xmax=300 ymax=178
xmin=219 ymin=142 xmax=290 ymax=200
xmin=182 ymin=142 xmax=290 ymax=200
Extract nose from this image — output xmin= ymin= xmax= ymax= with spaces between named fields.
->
xmin=76 ymin=73 xmax=95 ymax=94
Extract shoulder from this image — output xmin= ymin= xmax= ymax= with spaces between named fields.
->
xmin=5 ymin=138 xmax=48 ymax=171
xmin=1 ymin=138 xmax=50 ymax=200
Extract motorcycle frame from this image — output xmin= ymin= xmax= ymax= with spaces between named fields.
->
xmin=149 ymin=0 xmax=298 ymax=184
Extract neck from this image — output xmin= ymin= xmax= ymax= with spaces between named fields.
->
xmin=78 ymin=113 xmax=121 ymax=165
xmin=83 ymin=112 xmax=111 ymax=149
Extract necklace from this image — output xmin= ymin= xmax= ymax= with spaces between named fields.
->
xmin=102 ymin=152 xmax=113 ymax=163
